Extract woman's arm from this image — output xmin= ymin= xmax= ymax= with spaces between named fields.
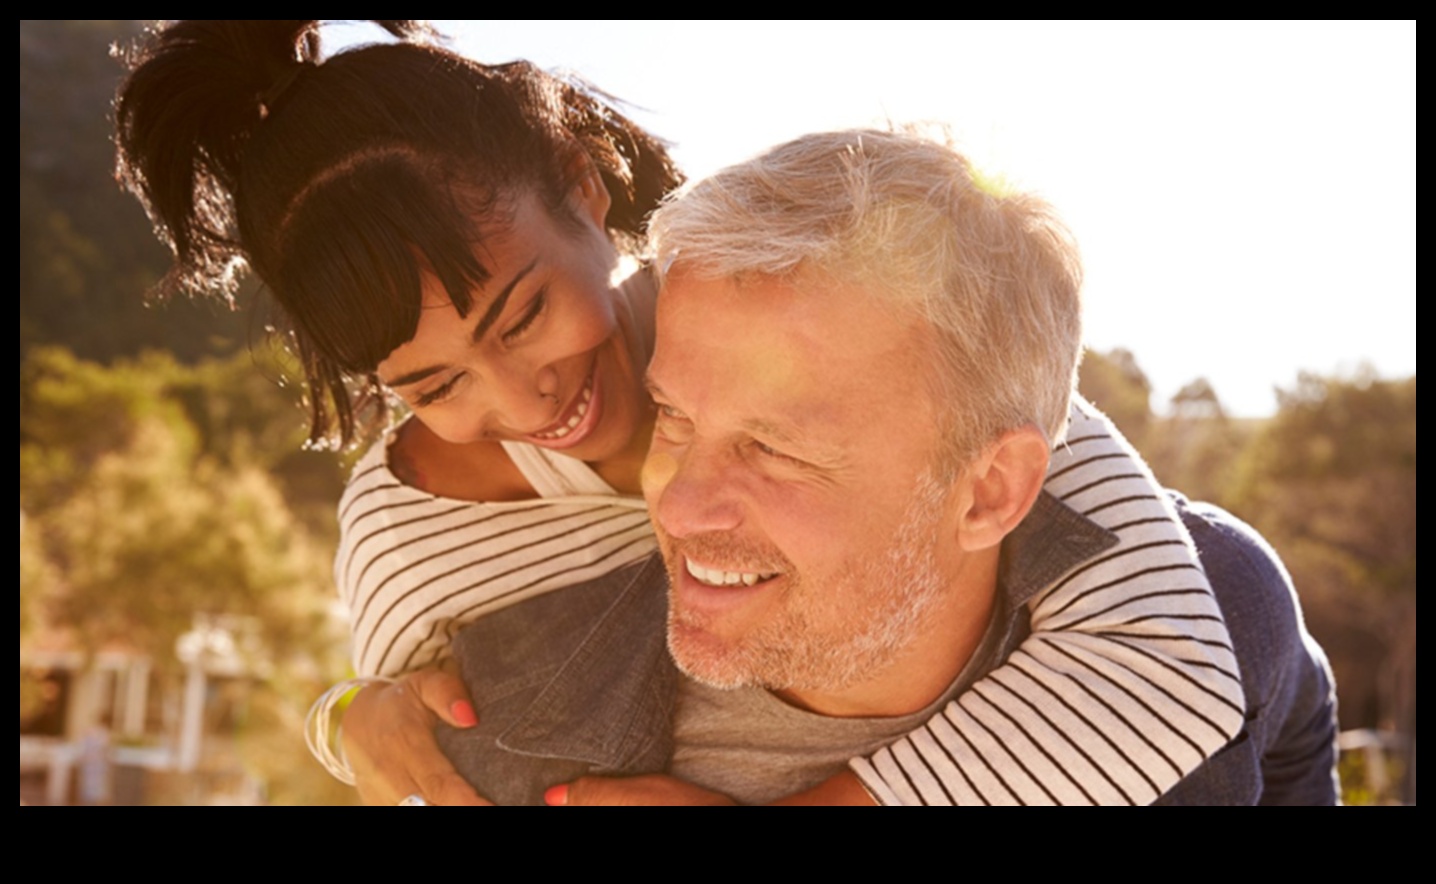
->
xmin=334 ymin=433 xmax=654 ymax=679
xmin=312 ymin=432 xmax=655 ymax=802
xmin=337 ymin=667 xmax=490 ymax=806
xmin=849 ymin=397 xmax=1245 ymax=805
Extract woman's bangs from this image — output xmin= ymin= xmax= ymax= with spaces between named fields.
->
xmin=276 ymin=161 xmax=494 ymax=373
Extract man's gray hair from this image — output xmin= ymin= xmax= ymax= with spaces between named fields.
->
xmin=649 ymin=128 xmax=1083 ymax=463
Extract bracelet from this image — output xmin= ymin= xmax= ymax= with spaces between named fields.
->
xmin=304 ymin=676 xmax=395 ymax=784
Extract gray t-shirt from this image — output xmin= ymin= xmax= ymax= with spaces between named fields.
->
xmin=670 ymin=613 xmax=1002 ymax=805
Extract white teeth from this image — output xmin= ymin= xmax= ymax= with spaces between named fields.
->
xmin=532 ymin=370 xmax=595 ymax=441
xmin=684 ymin=557 xmax=777 ymax=588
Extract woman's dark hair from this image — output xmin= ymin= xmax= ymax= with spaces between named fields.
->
xmin=115 ymin=21 xmax=682 ymax=445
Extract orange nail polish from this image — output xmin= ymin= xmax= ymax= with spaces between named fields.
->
xmin=544 ymin=784 xmax=569 ymax=806
xmin=450 ymin=700 xmax=479 ymax=727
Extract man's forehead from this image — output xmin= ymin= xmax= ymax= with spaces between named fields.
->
xmin=651 ymin=270 xmax=938 ymax=440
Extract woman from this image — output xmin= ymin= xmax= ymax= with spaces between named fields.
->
xmin=116 ymin=20 xmax=1243 ymax=805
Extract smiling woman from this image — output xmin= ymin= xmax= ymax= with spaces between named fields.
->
xmin=117 ymin=20 xmax=1250 ymax=805
xmin=376 ymin=193 xmax=654 ymax=473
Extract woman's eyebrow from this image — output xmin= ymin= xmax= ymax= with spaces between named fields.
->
xmin=470 ymin=258 xmax=539 ymax=344
xmin=380 ymin=258 xmax=539 ymax=389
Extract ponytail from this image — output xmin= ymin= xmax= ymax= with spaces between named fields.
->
xmin=115 ymin=20 xmax=433 ymax=300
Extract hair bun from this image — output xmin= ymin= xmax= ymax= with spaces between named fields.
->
xmin=114 ymin=21 xmax=432 ymax=299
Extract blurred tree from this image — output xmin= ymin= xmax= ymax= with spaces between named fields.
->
xmin=1142 ymin=376 xmax=1253 ymax=506
xmin=19 ymin=510 xmax=57 ymax=720
xmin=1228 ymin=369 xmax=1416 ymax=794
xmin=1078 ymin=347 xmax=1153 ymax=446
xmin=1171 ymin=377 xmax=1225 ymax=421
xmin=20 ymin=345 xmax=354 ymax=803
xmin=20 ymin=20 xmax=253 ymax=367
xmin=21 ymin=344 xmax=345 ymax=658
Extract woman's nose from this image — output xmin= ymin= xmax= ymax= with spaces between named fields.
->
xmin=487 ymin=359 xmax=562 ymax=434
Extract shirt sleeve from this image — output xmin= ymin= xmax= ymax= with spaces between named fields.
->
xmin=335 ymin=437 xmax=655 ymax=677
xmin=850 ymin=397 xmax=1247 ymax=804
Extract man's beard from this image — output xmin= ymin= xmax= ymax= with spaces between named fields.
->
xmin=661 ymin=469 xmax=951 ymax=695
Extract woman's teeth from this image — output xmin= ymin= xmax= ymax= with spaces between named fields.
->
xmin=532 ymin=375 xmax=594 ymax=440
xmin=685 ymin=557 xmax=778 ymax=588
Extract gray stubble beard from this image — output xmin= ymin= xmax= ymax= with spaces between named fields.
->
xmin=663 ymin=467 xmax=952 ymax=695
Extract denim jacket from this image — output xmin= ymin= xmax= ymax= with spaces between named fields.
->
xmin=437 ymin=493 xmax=1338 ymax=805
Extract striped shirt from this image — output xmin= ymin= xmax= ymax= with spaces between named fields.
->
xmin=334 ymin=396 xmax=1244 ymax=804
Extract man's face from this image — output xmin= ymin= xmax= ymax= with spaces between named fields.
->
xmin=642 ymin=269 xmax=967 ymax=705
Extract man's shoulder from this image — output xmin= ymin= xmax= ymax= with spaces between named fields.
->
xmin=1158 ymin=495 xmax=1339 ymax=805
xmin=1172 ymin=495 xmax=1324 ymax=702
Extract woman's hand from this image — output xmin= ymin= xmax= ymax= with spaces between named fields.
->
xmin=341 ymin=666 xmax=491 ymax=806
xmin=543 ymin=769 xmax=878 ymax=806
xmin=545 ymin=774 xmax=736 ymax=806
xmin=768 ymin=769 xmax=878 ymax=805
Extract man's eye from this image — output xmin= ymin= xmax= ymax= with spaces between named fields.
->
xmin=501 ymin=290 xmax=547 ymax=343
xmin=654 ymin=404 xmax=693 ymax=442
xmin=754 ymin=440 xmax=801 ymax=465
xmin=415 ymin=375 xmax=461 ymax=407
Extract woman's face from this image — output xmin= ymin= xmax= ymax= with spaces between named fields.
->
xmin=376 ymin=180 xmax=652 ymax=466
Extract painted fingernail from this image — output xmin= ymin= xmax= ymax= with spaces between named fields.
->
xmin=543 ymin=784 xmax=569 ymax=806
xmin=450 ymin=700 xmax=479 ymax=727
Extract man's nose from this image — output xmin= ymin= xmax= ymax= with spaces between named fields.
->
xmin=650 ymin=445 xmax=744 ymax=539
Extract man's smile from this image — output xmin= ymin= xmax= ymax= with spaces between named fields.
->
xmin=684 ymin=556 xmax=780 ymax=588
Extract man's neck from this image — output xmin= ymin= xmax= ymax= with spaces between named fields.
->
xmin=775 ymin=546 xmax=1001 ymax=718
xmin=670 ymin=572 xmax=1005 ymax=804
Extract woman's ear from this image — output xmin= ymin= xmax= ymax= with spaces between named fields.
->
xmin=567 ymin=150 xmax=611 ymax=229
xmin=953 ymin=425 xmax=1051 ymax=553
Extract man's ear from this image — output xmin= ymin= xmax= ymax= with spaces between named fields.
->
xmin=953 ymin=425 xmax=1051 ymax=552
xmin=566 ymin=148 xmax=611 ymax=229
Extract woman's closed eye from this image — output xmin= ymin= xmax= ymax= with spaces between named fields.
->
xmin=501 ymin=288 xmax=548 ymax=343
xmin=414 ymin=374 xmax=463 ymax=407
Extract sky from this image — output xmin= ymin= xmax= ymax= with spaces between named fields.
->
xmin=333 ymin=20 xmax=1415 ymax=417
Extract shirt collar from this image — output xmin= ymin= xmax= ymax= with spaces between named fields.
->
xmin=999 ymin=490 xmax=1121 ymax=611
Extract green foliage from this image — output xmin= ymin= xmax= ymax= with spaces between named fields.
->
xmin=19 ymin=511 xmax=53 ymax=640
xmin=20 ymin=20 xmax=251 ymax=366
xmin=21 ymin=344 xmax=354 ymax=803
xmin=1170 ymin=377 xmax=1225 ymax=420
xmin=1227 ymin=370 xmax=1415 ymax=744
xmin=21 ymin=346 xmax=345 ymax=662
xmin=19 ymin=512 xmax=56 ymax=721
xmin=1078 ymin=348 xmax=1153 ymax=445
xmin=1088 ymin=350 xmax=1415 ymax=795
xmin=1339 ymin=745 xmax=1408 ymax=806
xmin=1230 ymin=370 xmax=1416 ymax=605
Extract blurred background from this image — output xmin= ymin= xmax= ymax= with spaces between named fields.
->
xmin=19 ymin=20 xmax=1414 ymax=805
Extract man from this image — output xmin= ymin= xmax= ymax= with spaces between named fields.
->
xmin=437 ymin=129 xmax=1338 ymax=805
